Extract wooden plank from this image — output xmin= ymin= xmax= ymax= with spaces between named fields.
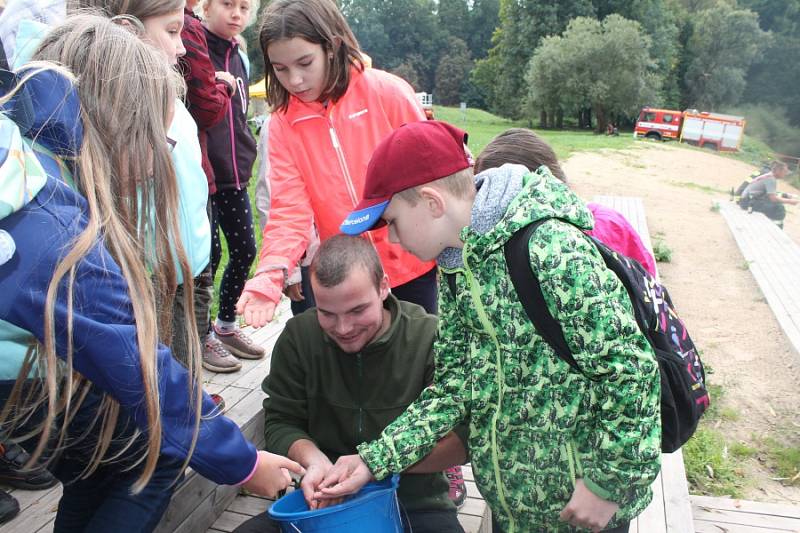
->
xmin=692 ymin=505 xmax=800 ymax=531
xmin=0 ymin=485 xmax=60 ymax=533
xmin=227 ymin=494 xmax=270 ymax=517
xmin=662 ymin=450 xmax=695 ymax=532
xmin=691 ymin=496 xmax=800 ymax=519
xmin=207 ymin=510 xmax=252 ymax=532
xmin=636 ymin=470 xmax=667 ymax=532
xmin=459 ymin=513 xmax=486 ymax=533
xmin=460 ymin=496 xmax=488 ymax=517
xmin=719 ymin=202 xmax=800 ymax=355
xmin=695 ymin=520 xmax=776 ymax=533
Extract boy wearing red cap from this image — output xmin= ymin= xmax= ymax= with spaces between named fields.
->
xmin=327 ymin=120 xmax=662 ymax=533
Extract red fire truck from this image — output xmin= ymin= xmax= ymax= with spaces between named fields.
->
xmin=634 ymin=107 xmax=746 ymax=152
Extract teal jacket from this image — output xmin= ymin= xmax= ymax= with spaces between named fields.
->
xmin=13 ymin=23 xmax=211 ymax=282
xmin=359 ymin=166 xmax=662 ymax=532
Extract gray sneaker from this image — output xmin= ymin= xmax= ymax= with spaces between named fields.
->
xmin=214 ymin=327 xmax=266 ymax=360
xmin=203 ymin=337 xmax=242 ymax=373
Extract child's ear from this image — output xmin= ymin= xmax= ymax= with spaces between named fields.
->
xmin=418 ymin=186 xmax=446 ymax=218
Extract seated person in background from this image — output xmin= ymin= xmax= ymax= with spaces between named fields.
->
xmin=740 ymin=161 xmax=797 ymax=228
xmin=475 ymin=128 xmax=657 ymax=276
xmin=233 ymin=235 xmax=466 ymax=533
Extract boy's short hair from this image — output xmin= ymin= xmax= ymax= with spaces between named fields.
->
xmin=474 ymin=128 xmax=567 ymax=182
xmin=340 ymin=120 xmax=471 ymax=235
xmin=396 ymin=166 xmax=474 ymax=206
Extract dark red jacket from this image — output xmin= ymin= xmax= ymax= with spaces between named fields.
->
xmin=204 ymin=27 xmax=257 ymax=192
xmin=179 ymin=8 xmax=233 ymax=194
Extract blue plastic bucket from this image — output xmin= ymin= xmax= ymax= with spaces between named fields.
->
xmin=268 ymin=474 xmax=402 ymax=533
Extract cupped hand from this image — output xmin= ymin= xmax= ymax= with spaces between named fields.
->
xmin=236 ymin=291 xmax=277 ymax=328
xmin=313 ymin=454 xmax=374 ymax=501
xmin=300 ymin=462 xmax=342 ymax=510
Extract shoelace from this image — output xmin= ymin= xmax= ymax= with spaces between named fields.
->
xmin=207 ymin=340 xmax=233 ymax=356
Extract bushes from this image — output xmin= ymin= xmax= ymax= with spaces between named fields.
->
xmin=727 ymin=104 xmax=800 ymax=158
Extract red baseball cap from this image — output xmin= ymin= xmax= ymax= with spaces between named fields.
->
xmin=340 ymin=120 xmax=470 ymax=235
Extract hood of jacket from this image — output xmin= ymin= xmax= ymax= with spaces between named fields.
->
xmin=438 ymin=163 xmax=594 ymax=269
xmin=0 ymin=67 xmax=82 ymax=222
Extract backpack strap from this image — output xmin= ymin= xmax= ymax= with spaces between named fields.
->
xmin=504 ymin=220 xmax=581 ymax=373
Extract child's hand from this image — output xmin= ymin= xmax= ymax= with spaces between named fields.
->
xmin=215 ymin=71 xmax=236 ymax=94
xmin=242 ymin=451 xmax=305 ymax=498
xmin=559 ymin=479 xmax=619 ymax=532
xmin=237 ymin=291 xmax=277 ymax=328
xmin=283 ymin=283 xmax=305 ymax=302
xmin=313 ymin=454 xmax=374 ymax=501
xmin=300 ymin=462 xmax=343 ymax=510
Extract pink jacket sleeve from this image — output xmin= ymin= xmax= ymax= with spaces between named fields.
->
xmin=586 ymin=203 xmax=658 ymax=277
xmin=243 ymin=117 xmax=314 ymax=304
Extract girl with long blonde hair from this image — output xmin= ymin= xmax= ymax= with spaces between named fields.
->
xmin=0 ymin=14 xmax=301 ymax=532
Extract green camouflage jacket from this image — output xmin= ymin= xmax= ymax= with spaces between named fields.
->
xmin=358 ymin=167 xmax=662 ymax=532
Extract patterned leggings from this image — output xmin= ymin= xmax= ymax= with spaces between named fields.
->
xmin=211 ymin=188 xmax=257 ymax=322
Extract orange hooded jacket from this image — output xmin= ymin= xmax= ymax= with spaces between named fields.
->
xmin=244 ymin=67 xmax=435 ymax=304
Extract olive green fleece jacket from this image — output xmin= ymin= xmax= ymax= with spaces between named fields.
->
xmin=262 ymin=294 xmax=466 ymax=513
xmin=357 ymin=166 xmax=662 ymax=532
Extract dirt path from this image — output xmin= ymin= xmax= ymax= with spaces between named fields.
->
xmin=563 ymin=143 xmax=800 ymax=504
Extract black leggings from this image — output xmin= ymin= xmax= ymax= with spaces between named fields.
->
xmin=211 ymin=189 xmax=257 ymax=322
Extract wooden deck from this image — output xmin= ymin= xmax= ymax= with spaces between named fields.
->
xmin=593 ymin=195 xmax=695 ymax=533
xmin=719 ymin=200 xmax=800 ymax=356
xmin=691 ymin=495 xmax=800 ymax=532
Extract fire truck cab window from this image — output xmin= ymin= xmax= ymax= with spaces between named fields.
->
xmin=644 ymin=112 xmax=657 ymax=122
xmin=663 ymin=114 xmax=674 ymax=123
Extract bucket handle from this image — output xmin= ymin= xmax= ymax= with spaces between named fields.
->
xmin=289 ymin=523 xmax=302 ymax=533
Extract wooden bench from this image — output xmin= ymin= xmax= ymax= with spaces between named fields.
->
xmin=592 ymin=195 xmax=695 ymax=533
xmin=719 ymin=200 xmax=800 ymax=354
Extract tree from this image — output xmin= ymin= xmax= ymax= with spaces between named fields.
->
xmin=434 ymin=37 xmax=473 ymax=105
xmin=473 ymin=0 xmax=595 ymax=118
xmin=683 ymin=3 xmax=770 ymax=110
xmin=740 ymin=0 xmax=800 ymax=125
xmin=341 ymin=0 xmax=446 ymax=91
xmin=391 ymin=60 xmax=422 ymax=91
xmin=593 ymin=0 xmax=682 ymax=108
xmin=526 ymin=15 xmax=661 ymax=132
xmin=438 ymin=0 xmax=470 ymax=42
xmin=466 ymin=0 xmax=500 ymax=60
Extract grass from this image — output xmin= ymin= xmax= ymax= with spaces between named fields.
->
xmin=433 ymin=106 xmax=637 ymax=160
xmin=762 ymin=438 xmax=800 ymax=484
xmin=652 ymin=238 xmax=672 ymax=263
xmin=683 ymin=383 xmax=752 ymax=497
xmin=684 ymin=427 xmax=749 ymax=497
xmin=670 ymin=181 xmax=728 ymax=195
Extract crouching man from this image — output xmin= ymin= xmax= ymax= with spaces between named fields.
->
xmin=233 ymin=235 xmax=467 ymax=533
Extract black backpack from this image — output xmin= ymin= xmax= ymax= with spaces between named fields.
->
xmin=446 ymin=218 xmax=710 ymax=453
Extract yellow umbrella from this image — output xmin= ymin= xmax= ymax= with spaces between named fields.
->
xmin=249 ymin=77 xmax=267 ymax=99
